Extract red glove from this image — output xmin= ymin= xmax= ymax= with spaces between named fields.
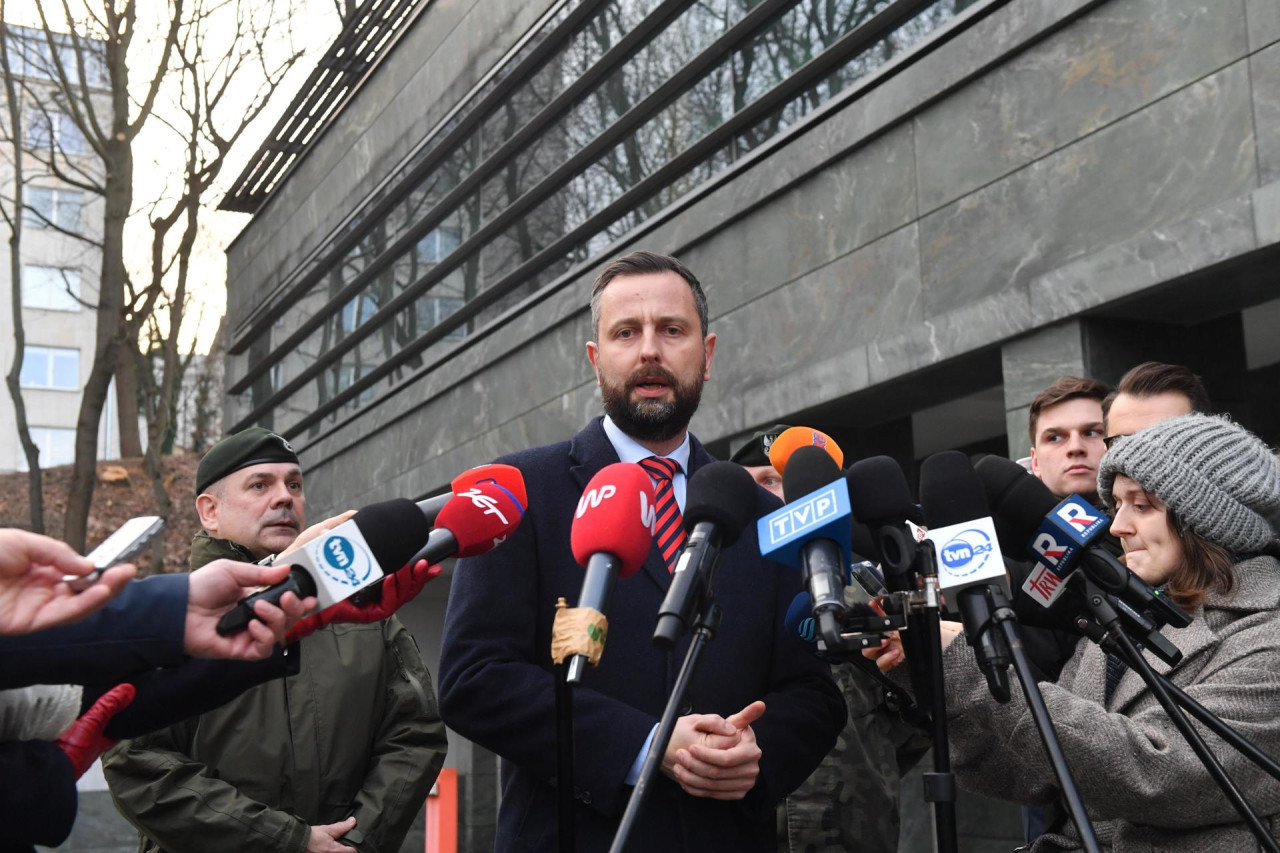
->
xmin=56 ymin=683 xmax=136 ymax=779
xmin=285 ymin=559 xmax=441 ymax=644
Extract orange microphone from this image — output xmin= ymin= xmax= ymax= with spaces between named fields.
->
xmin=767 ymin=426 xmax=844 ymax=475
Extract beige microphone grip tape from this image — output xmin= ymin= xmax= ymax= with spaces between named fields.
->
xmin=550 ymin=597 xmax=608 ymax=666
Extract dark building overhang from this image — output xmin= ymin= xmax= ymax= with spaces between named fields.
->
xmin=217 ymin=0 xmax=428 ymax=214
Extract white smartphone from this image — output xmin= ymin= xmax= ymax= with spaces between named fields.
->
xmin=63 ymin=515 xmax=165 ymax=591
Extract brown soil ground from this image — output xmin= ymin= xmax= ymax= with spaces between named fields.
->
xmin=0 ymin=450 xmax=202 ymax=575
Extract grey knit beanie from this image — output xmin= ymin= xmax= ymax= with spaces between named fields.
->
xmin=1097 ymin=413 xmax=1280 ymax=554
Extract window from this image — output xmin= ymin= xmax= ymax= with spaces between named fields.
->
xmin=415 ymin=227 xmax=461 ymax=264
xmin=416 ymin=296 xmax=465 ymax=341
xmin=20 ymin=346 xmax=79 ymax=390
xmin=230 ymin=0 xmax=962 ymax=436
xmin=22 ymin=266 xmax=81 ymax=311
xmin=6 ymin=27 xmax=107 ymax=88
xmin=25 ymin=187 xmax=83 ymax=232
xmin=16 ymin=427 xmax=76 ymax=472
xmin=335 ymin=363 xmax=376 ymax=405
xmin=340 ymin=293 xmax=379 ymax=334
xmin=28 ymin=109 xmax=86 ymax=155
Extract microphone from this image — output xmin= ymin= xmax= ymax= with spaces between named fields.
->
xmin=918 ymin=450 xmax=1012 ymax=702
xmin=759 ymin=446 xmax=852 ymax=646
xmin=845 ymin=455 xmax=918 ymax=588
xmin=767 ymin=425 xmax=844 ymax=475
xmin=785 ymin=591 xmax=823 ymax=657
xmin=413 ymin=462 xmax=529 ymax=527
xmin=919 ymin=451 xmax=1010 ymax=604
xmin=973 ymin=456 xmax=1190 ymax=657
xmin=346 ymin=462 xmax=527 ymax=606
xmin=419 ymin=480 xmax=525 ymax=561
xmin=653 ymin=462 xmax=758 ymax=650
xmin=783 ymin=590 xmax=884 ymax=657
xmin=565 ymin=463 xmax=656 ymax=681
xmin=217 ymin=482 xmax=524 ymax=635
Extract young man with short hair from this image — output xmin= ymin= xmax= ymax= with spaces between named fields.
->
xmin=1027 ymin=376 xmax=1110 ymax=503
xmin=1103 ymin=361 xmax=1210 ymax=446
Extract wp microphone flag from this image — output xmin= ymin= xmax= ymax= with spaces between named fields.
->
xmin=560 ymin=463 xmax=656 ymax=675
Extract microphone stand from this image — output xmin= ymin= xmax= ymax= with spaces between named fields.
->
xmin=608 ymin=601 xmax=721 ymax=853
xmin=975 ymin=585 xmax=1101 ymax=853
xmin=1077 ymin=576 xmax=1280 ymax=853
xmin=870 ymin=523 xmax=959 ymax=853
xmin=1073 ymin=617 xmax=1280 ymax=782
xmin=555 ymin=660 xmax=575 ymax=853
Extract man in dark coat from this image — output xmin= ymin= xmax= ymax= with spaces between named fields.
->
xmin=105 ymin=428 xmax=448 ymax=853
xmin=438 ymin=251 xmax=845 ymax=852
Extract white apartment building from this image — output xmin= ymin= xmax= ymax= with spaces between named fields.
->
xmin=0 ymin=26 xmax=118 ymax=473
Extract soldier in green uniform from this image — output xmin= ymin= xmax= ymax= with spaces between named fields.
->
xmin=105 ymin=428 xmax=448 ymax=853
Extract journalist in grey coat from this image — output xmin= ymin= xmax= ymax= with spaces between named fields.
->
xmin=944 ymin=553 xmax=1280 ymax=852
xmin=874 ymin=413 xmax=1280 ymax=852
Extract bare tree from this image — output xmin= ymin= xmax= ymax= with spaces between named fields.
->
xmin=136 ymin=0 xmax=303 ymax=531
xmin=12 ymin=0 xmax=303 ymax=550
xmin=0 ymin=17 xmax=46 ymax=531
xmin=10 ymin=1 xmax=183 ymax=550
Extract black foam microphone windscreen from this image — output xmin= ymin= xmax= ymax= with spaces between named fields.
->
xmin=685 ymin=461 xmax=759 ymax=547
xmin=919 ymin=451 xmax=990 ymax=529
xmin=846 ymin=456 xmax=915 ymax=526
xmin=352 ymin=498 xmax=436 ymax=570
xmin=781 ymin=445 xmax=842 ymax=503
xmin=972 ymin=458 xmax=1054 ymax=537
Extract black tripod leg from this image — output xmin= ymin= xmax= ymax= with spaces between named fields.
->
xmin=555 ymin=662 xmax=575 ymax=853
xmin=1093 ymin=591 xmax=1280 ymax=853
xmin=988 ymin=600 xmax=1101 ymax=853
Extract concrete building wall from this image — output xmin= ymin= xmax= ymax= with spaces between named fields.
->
xmin=222 ymin=0 xmax=561 ymax=341
xmin=291 ymin=0 xmax=1280 ymax=515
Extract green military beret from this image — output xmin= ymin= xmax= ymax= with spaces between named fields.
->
xmin=197 ymin=427 xmax=299 ymax=494
xmin=729 ymin=423 xmax=791 ymax=468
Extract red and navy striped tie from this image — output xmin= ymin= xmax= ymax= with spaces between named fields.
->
xmin=640 ymin=456 xmax=685 ymax=573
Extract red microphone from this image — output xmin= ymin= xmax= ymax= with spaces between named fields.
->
xmin=451 ymin=463 xmax=528 ymax=512
xmin=416 ymin=480 xmax=525 ymax=563
xmin=413 ymin=463 xmax=528 ymax=526
xmin=566 ymin=462 xmax=656 ymax=681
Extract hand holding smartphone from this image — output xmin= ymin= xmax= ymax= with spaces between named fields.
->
xmin=63 ymin=516 xmax=165 ymax=592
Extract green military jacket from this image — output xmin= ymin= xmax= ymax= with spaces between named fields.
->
xmin=103 ymin=531 xmax=448 ymax=852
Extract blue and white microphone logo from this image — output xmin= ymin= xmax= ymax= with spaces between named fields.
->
xmin=938 ymin=528 xmax=995 ymax=578
xmin=318 ymin=534 xmax=373 ymax=588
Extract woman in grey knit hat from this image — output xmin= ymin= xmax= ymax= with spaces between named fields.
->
xmin=871 ymin=413 xmax=1280 ymax=852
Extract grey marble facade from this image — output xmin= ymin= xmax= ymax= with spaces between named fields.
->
xmin=222 ymin=0 xmax=561 ymax=356
xmin=1248 ymin=0 xmax=1280 ymax=52
xmin=913 ymin=0 xmax=1248 ymax=214
xmin=273 ymin=0 xmax=1280 ymax=517
xmin=919 ymin=60 xmax=1257 ymax=319
xmin=1252 ymin=41 xmax=1280 ymax=186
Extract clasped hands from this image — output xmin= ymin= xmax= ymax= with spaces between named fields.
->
xmin=661 ymin=700 xmax=766 ymax=800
